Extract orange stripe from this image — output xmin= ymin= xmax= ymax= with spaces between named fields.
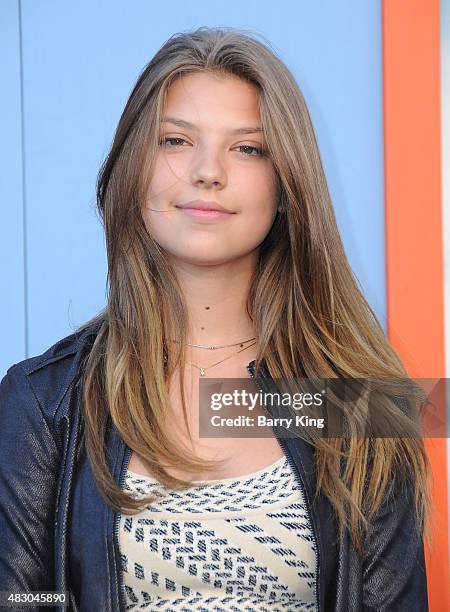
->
xmin=382 ymin=1 xmax=449 ymax=609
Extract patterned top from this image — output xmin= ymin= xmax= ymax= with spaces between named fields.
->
xmin=119 ymin=454 xmax=318 ymax=611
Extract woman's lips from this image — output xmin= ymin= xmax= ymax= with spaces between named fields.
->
xmin=177 ymin=207 xmax=234 ymax=221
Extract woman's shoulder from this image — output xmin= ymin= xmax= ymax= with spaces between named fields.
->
xmin=0 ymin=320 xmax=101 ymax=425
xmin=18 ymin=317 xmax=102 ymax=373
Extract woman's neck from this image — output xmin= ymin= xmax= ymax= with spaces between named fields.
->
xmin=170 ymin=254 xmax=258 ymax=347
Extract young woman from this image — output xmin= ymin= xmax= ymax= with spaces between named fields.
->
xmin=0 ymin=27 xmax=431 ymax=611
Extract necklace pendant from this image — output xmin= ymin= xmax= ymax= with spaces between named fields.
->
xmin=200 ymin=368 xmax=206 ymax=376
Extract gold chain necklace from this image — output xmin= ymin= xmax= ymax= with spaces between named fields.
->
xmin=169 ymin=336 xmax=255 ymax=350
xmin=189 ymin=341 xmax=256 ymax=376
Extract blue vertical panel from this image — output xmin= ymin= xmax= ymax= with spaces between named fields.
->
xmin=20 ymin=0 xmax=385 ymax=357
xmin=0 ymin=1 xmax=26 ymax=377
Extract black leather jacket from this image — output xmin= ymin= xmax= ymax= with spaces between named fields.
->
xmin=0 ymin=324 xmax=429 ymax=611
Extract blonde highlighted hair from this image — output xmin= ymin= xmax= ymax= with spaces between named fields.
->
xmin=77 ymin=26 xmax=432 ymax=556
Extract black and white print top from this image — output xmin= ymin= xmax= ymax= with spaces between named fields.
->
xmin=119 ymin=454 xmax=318 ymax=611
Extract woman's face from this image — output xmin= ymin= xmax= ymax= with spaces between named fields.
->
xmin=143 ymin=72 xmax=279 ymax=266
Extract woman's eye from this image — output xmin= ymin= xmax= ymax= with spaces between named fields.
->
xmin=159 ymin=137 xmax=188 ymax=148
xmin=159 ymin=138 xmax=265 ymax=157
xmin=236 ymin=145 xmax=266 ymax=157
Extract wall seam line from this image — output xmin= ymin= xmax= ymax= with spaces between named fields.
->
xmin=18 ymin=0 xmax=28 ymax=358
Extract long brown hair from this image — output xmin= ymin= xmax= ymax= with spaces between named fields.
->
xmin=77 ymin=26 xmax=432 ymax=556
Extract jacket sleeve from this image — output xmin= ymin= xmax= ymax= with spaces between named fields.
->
xmin=0 ymin=364 xmax=60 ymax=597
xmin=362 ymin=475 xmax=429 ymax=611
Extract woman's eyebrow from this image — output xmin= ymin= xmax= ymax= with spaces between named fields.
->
xmin=162 ymin=116 xmax=263 ymax=135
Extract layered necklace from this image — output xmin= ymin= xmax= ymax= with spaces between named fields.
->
xmin=169 ymin=336 xmax=256 ymax=376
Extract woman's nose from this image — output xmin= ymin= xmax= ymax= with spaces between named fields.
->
xmin=189 ymin=146 xmax=227 ymax=189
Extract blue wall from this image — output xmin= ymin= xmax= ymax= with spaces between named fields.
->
xmin=1 ymin=0 xmax=385 ymax=376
